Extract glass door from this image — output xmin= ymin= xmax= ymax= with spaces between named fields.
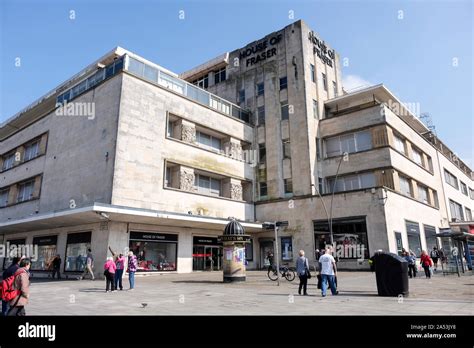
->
xmin=193 ymin=246 xmax=205 ymax=271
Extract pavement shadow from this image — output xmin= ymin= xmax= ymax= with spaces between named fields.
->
xmin=336 ymin=292 xmax=379 ymax=297
xmin=78 ymin=288 xmax=108 ymax=293
xmin=172 ymin=280 xmax=222 ymax=284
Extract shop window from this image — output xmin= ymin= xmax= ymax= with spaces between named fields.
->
xmin=65 ymin=232 xmax=91 ymax=272
xmin=3 ymin=238 xmax=26 ymax=269
xmin=129 ymin=232 xmax=178 ymax=271
xmin=245 ymin=239 xmax=253 ymax=261
xmin=424 ymin=225 xmax=438 ymax=251
xmin=280 ymin=237 xmax=293 ymax=260
xmin=31 ymin=235 xmax=58 ymax=271
xmin=406 ymin=220 xmax=421 ymax=257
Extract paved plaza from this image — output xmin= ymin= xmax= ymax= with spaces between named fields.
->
xmin=26 ymin=271 xmax=473 ymax=315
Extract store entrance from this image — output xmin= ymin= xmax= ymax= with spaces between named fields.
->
xmin=192 ymin=236 xmax=222 ymax=271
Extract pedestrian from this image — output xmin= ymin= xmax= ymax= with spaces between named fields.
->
xmin=1 ymin=257 xmax=22 ymax=316
xmin=7 ymin=258 xmax=31 ymax=316
xmin=296 ymin=250 xmax=310 ymax=296
xmin=420 ymin=250 xmax=433 ymax=279
xmin=430 ymin=247 xmax=440 ymax=272
xmin=109 ymin=246 xmax=125 ymax=291
xmin=79 ymin=249 xmax=95 ymax=280
xmin=318 ymin=246 xmax=338 ymax=297
xmin=404 ymin=251 xmax=417 ymax=278
xmin=127 ymin=251 xmax=138 ymax=290
xmin=51 ymin=254 xmax=61 ymax=280
xmin=103 ymin=257 xmax=116 ymax=292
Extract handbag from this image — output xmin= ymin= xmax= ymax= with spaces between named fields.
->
xmin=317 ymin=274 xmax=322 ymax=289
xmin=306 ymin=267 xmax=312 ymax=279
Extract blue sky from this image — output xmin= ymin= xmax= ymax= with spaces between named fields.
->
xmin=1 ymin=0 xmax=472 ymax=165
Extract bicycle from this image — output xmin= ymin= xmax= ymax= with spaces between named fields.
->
xmin=267 ymin=264 xmax=296 ymax=281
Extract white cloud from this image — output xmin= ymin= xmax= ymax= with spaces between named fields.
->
xmin=342 ymin=75 xmax=372 ymax=92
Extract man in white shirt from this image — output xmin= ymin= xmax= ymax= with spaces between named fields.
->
xmin=318 ymin=246 xmax=338 ymax=297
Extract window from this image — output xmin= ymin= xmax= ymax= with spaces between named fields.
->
xmin=449 ymin=200 xmax=464 ymax=221
xmin=65 ymin=232 xmax=91 ymax=272
xmin=325 ymin=130 xmax=372 ymax=157
xmin=470 ymin=188 xmax=474 ymax=200
xmin=279 ymin=77 xmax=287 ymax=90
xmin=327 ymin=172 xmax=375 ymax=193
xmin=24 ymin=140 xmax=40 ymax=162
xmin=259 ymin=144 xmax=266 ymax=164
xmin=238 ymin=89 xmax=245 ymax=104
xmin=257 ymin=82 xmax=264 ymax=96
xmin=280 ymin=236 xmax=293 ymax=260
xmin=192 ymin=76 xmax=209 ymax=89
xmin=424 ymin=225 xmax=438 ymax=251
xmin=394 ymin=134 xmax=406 ymax=155
xmin=2 ymin=152 xmax=15 ymax=171
xmin=333 ymin=81 xmax=338 ymax=96
xmin=313 ymin=99 xmax=318 ymax=119
xmin=406 ymin=221 xmax=422 ymax=257
xmin=245 ymin=239 xmax=253 ymax=261
xmin=444 ymin=169 xmax=459 ymax=189
xmin=165 ymin=167 xmax=171 ymax=187
xmin=257 ymin=106 xmax=265 ymax=125
xmin=284 ymin=179 xmax=293 ymax=194
xmin=465 ymin=207 xmax=472 ymax=221
xmin=17 ymin=180 xmax=35 ymax=203
xmin=259 ymin=182 xmax=268 ymax=197
xmin=417 ymin=184 xmax=429 ymax=204
xmin=129 ymin=232 xmax=178 ymax=271
xmin=310 ymin=64 xmax=315 ymax=83
xmin=399 ymin=175 xmax=412 ymax=197
xmin=283 ymin=140 xmax=291 ymax=159
xmin=281 ymin=102 xmax=289 ymax=120
xmin=167 ymin=119 xmax=174 ymax=138
xmin=214 ymin=68 xmax=226 ymax=84
xmin=412 ymin=147 xmax=424 ymax=167
xmin=194 ymin=174 xmax=221 ymax=196
xmin=322 ymin=73 xmax=327 ymax=91
xmin=318 ymin=177 xmax=324 ymax=194
xmin=31 ymin=236 xmax=58 ymax=271
xmin=0 ymin=188 xmax=9 ymax=207
xmin=460 ymin=182 xmax=468 ymax=196
xmin=316 ymin=138 xmax=321 ymax=160
xmin=196 ymin=131 xmax=221 ymax=152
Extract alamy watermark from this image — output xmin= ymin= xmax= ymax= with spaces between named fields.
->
xmin=55 ymin=100 xmax=95 ymax=120
xmin=381 ymin=99 xmax=421 ymax=118
xmin=0 ymin=243 xmax=38 ymax=261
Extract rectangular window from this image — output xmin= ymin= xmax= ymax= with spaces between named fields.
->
xmin=412 ymin=147 xmax=424 ymax=167
xmin=259 ymin=144 xmax=266 ymax=164
xmin=284 ymin=179 xmax=293 ymax=194
xmin=17 ymin=180 xmax=35 ymax=203
xmin=313 ymin=99 xmax=318 ymax=119
xmin=465 ymin=207 xmax=472 ymax=221
xmin=399 ymin=175 xmax=412 ymax=197
xmin=2 ymin=152 xmax=15 ymax=171
xmin=31 ymin=236 xmax=58 ymax=271
xmin=196 ymin=131 xmax=221 ymax=152
xmin=318 ymin=177 xmax=324 ymax=194
xmin=129 ymin=232 xmax=178 ymax=271
xmin=281 ymin=102 xmax=289 ymax=120
xmin=167 ymin=119 xmax=174 ymax=138
xmin=424 ymin=225 xmax=438 ymax=251
xmin=470 ymin=188 xmax=474 ymax=200
xmin=24 ymin=140 xmax=40 ymax=162
xmin=245 ymin=239 xmax=253 ymax=261
xmin=283 ymin=140 xmax=291 ymax=159
xmin=355 ymin=131 xmax=372 ymax=151
xmin=327 ymin=172 xmax=375 ymax=193
xmin=0 ymin=188 xmax=9 ymax=207
xmin=394 ymin=134 xmax=406 ymax=155
xmin=279 ymin=77 xmax=287 ymax=90
xmin=65 ymin=232 xmax=92 ymax=272
xmin=325 ymin=130 xmax=372 ymax=157
xmin=257 ymin=82 xmax=264 ymax=96
xmin=257 ymin=106 xmax=265 ymax=125
xmin=432 ymin=190 xmax=439 ymax=208
xmin=444 ymin=169 xmax=459 ymax=189
xmin=165 ymin=167 xmax=171 ymax=187
xmin=417 ymin=184 xmax=429 ymax=204
xmin=340 ymin=134 xmax=356 ymax=154
xmin=193 ymin=76 xmax=209 ymax=89
xmin=238 ymin=89 xmax=245 ymax=104
xmin=259 ymin=182 xmax=268 ymax=197
xmin=214 ymin=68 xmax=226 ymax=84
xmin=280 ymin=237 xmax=293 ymax=260
xmin=333 ymin=81 xmax=338 ymax=96
xmin=194 ymin=174 xmax=221 ymax=197
xmin=316 ymin=138 xmax=321 ymax=160
xmin=460 ymin=182 xmax=468 ymax=196
xmin=449 ymin=200 xmax=464 ymax=221
xmin=310 ymin=64 xmax=315 ymax=83
xmin=322 ymin=73 xmax=327 ymax=91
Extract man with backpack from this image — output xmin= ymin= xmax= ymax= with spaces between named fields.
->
xmin=430 ymin=247 xmax=440 ymax=272
xmin=1 ymin=257 xmax=21 ymax=316
xmin=2 ymin=258 xmax=31 ymax=316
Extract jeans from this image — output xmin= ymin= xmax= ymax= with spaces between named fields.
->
xmin=129 ymin=271 xmax=135 ymax=289
xmin=105 ymin=271 xmax=115 ymax=291
xmin=114 ymin=269 xmax=124 ymax=290
xmin=1 ymin=300 xmax=9 ymax=316
xmin=298 ymin=274 xmax=308 ymax=294
xmin=408 ymin=264 xmax=417 ymax=278
xmin=321 ymin=274 xmax=337 ymax=296
xmin=52 ymin=268 xmax=61 ymax=279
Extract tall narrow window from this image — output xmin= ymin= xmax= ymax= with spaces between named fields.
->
xmin=257 ymin=106 xmax=265 ymax=125
xmin=259 ymin=182 xmax=268 ymax=197
xmin=313 ymin=99 xmax=318 ymax=119
xmin=444 ymin=169 xmax=459 ymax=189
xmin=322 ymin=73 xmax=327 ymax=91
xmin=0 ymin=188 xmax=9 ymax=207
xmin=449 ymin=200 xmax=464 ymax=221
xmin=283 ymin=140 xmax=291 ymax=159
xmin=310 ymin=64 xmax=315 ymax=83
xmin=417 ymin=184 xmax=429 ymax=204
xmin=399 ymin=175 xmax=412 ymax=197
xmin=214 ymin=68 xmax=226 ymax=84
xmin=24 ymin=140 xmax=40 ymax=162
xmin=238 ymin=89 xmax=245 ymax=104
xmin=279 ymin=77 xmax=287 ymax=90
xmin=281 ymin=102 xmax=289 ymax=120
xmin=394 ymin=134 xmax=406 ymax=155
xmin=259 ymin=144 xmax=266 ymax=164
xmin=257 ymin=82 xmax=264 ymax=96
xmin=333 ymin=81 xmax=338 ymax=96
xmin=412 ymin=147 xmax=424 ymax=166
xmin=2 ymin=152 xmax=15 ymax=171
xmin=284 ymin=179 xmax=293 ymax=194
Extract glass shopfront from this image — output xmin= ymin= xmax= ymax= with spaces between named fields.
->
xmin=192 ymin=236 xmax=222 ymax=271
xmin=31 ymin=235 xmax=58 ymax=271
xmin=129 ymin=231 xmax=178 ymax=271
xmin=406 ymin=220 xmax=422 ymax=257
xmin=2 ymin=238 xmax=26 ymax=269
xmin=65 ymin=232 xmax=91 ymax=272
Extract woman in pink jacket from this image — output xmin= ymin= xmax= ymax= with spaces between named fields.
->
xmin=103 ymin=257 xmax=117 ymax=292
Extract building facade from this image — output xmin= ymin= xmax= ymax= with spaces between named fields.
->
xmin=1 ymin=20 xmax=473 ymax=277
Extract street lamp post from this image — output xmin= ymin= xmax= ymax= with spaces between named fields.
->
xmin=263 ymin=221 xmax=289 ymax=286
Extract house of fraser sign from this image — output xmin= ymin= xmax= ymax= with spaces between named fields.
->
xmin=308 ymin=31 xmax=335 ymax=67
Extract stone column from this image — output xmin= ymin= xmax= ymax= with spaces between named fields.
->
xmin=179 ymin=165 xmax=196 ymax=192
xmin=177 ymin=119 xmax=196 ymax=144
xmin=222 ymin=178 xmax=243 ymax=201
xmin=223 ymin=137 xmax=243 ymax=160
